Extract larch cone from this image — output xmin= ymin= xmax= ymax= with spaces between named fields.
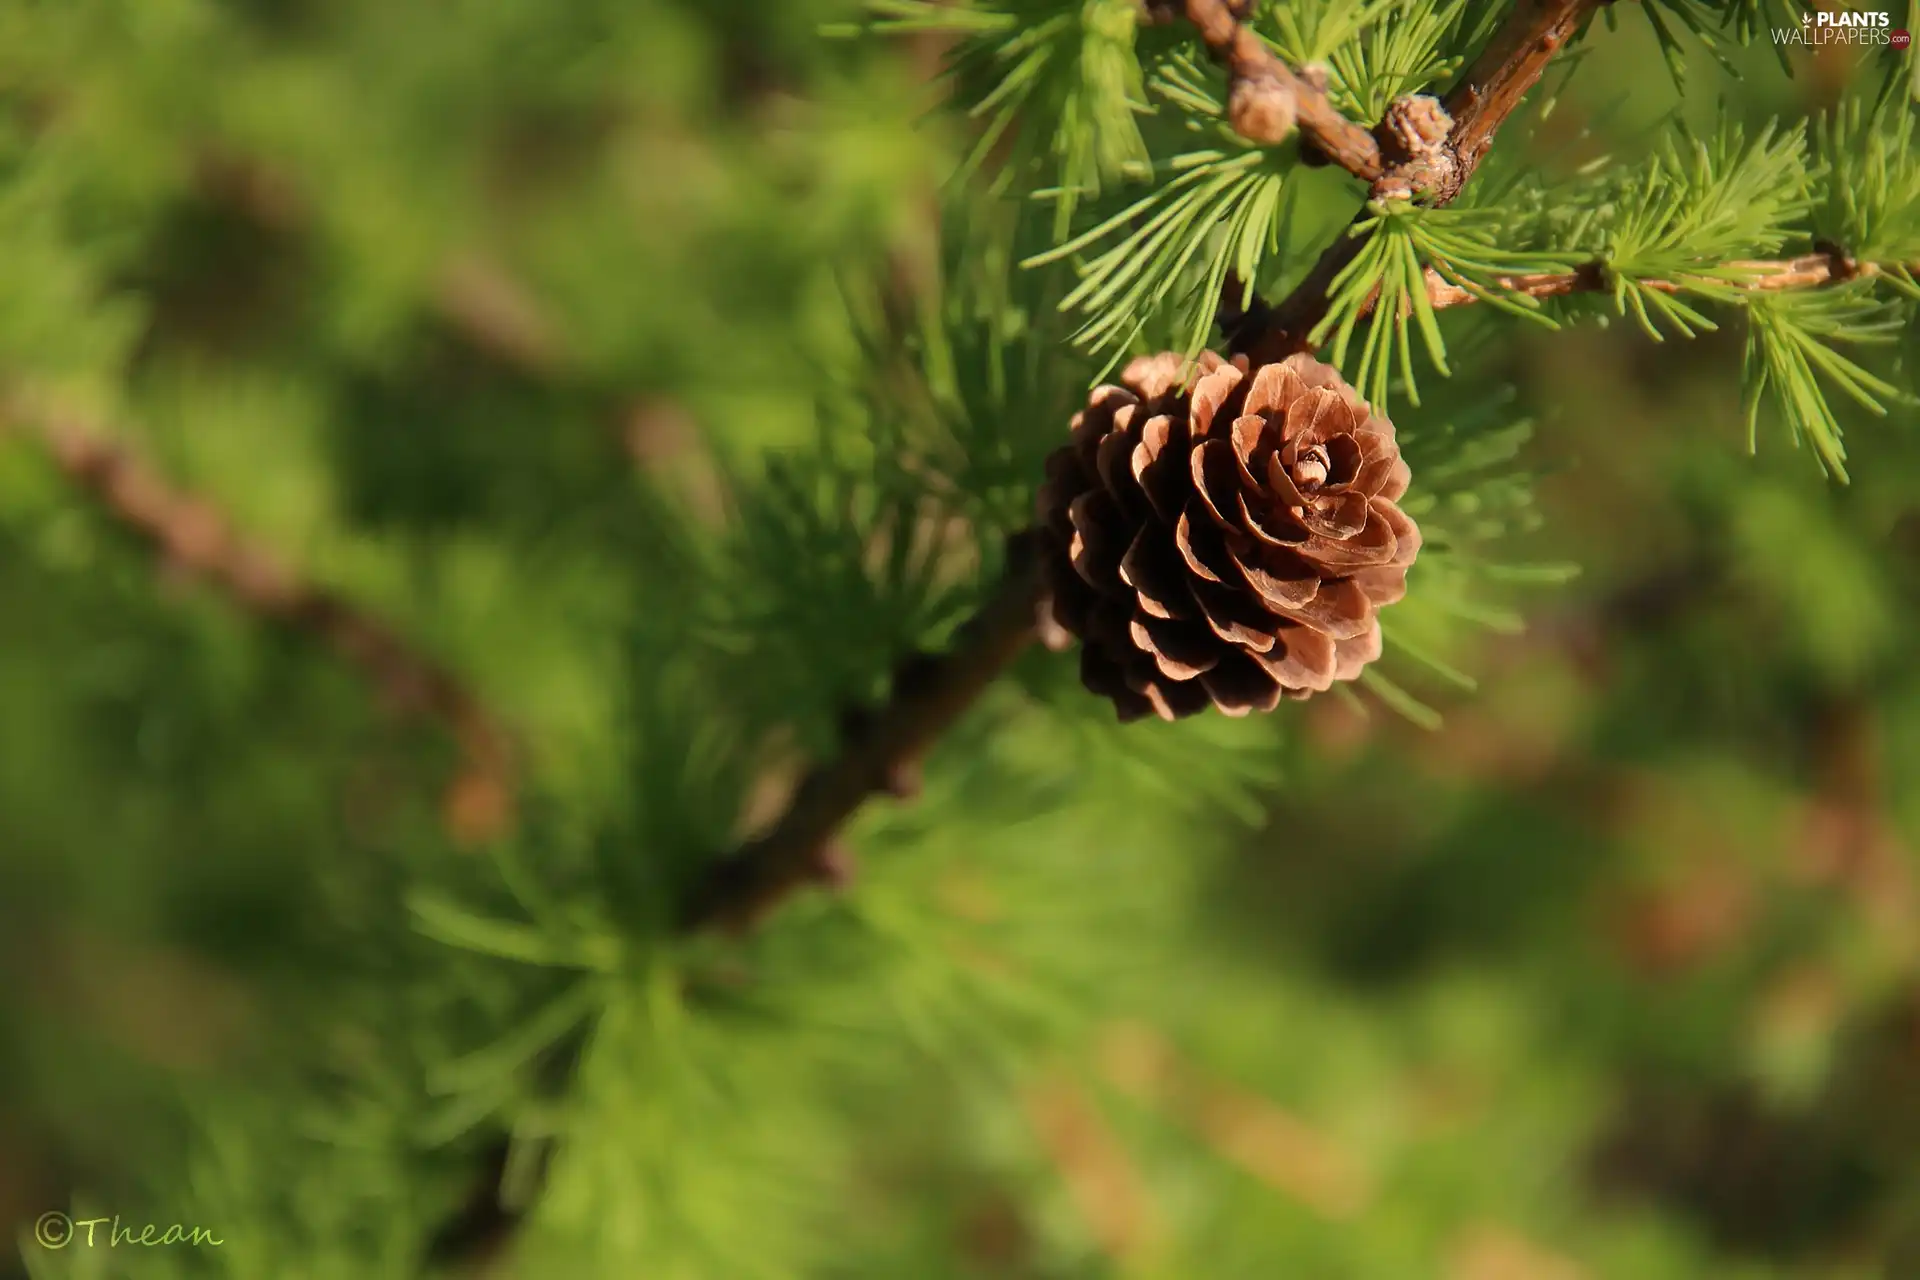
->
xmin=1035 ymin=350 xmax=1421 ymax=722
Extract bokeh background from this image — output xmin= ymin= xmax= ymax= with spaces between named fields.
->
xmin=2 ymin=2 xmax=1918 ymax=1277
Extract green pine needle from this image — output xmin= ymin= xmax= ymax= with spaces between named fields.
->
xmin=1381 ymin=625 xmax=1481 ymax=692
xmin=1260 ymin=0 xmax=1396 ymax=70
xmin=1323 ymin=0 xmax=1468 ymax=121
xmin=409 ymin=891 xmax=620 ymax=972
xmin=1312 ymin=202 xmax=1574 ymax=413
xmin=1357 ymin=667 xmax=1443 ymax=729
xmin=1741 ymin=286 xmax=1907 ymax=481
xmin=851 ymin=0 xmax=1157 ymax=237
xmin=1602 ymin=118 xmax=1814 ymax=291
xmin=1025 ymin=149 xmax=1277 ymax=376
xmin=1817 ymin=93 xmax=1920 ymax=269
xmin=1633 ymin=0 xmax=1801 ymax=82
xmin=429 ymin=981 xmax=604 ymax=1096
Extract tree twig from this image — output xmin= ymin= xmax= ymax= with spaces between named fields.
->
xmin=683 ymin=535 xmax=1045 ymax=934
xmin=1414 ymin=250 xmax=1893 ymax=311
xmin=1176 ymin=0 xmax=1384 ymax=180
xmin=1229 ymin=0 xmax=1616 ymax=367
xmin=2 ymin=400 xmax=517 ymax=844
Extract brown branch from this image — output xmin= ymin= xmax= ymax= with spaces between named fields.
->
xmin=1175 ymin=0 xmax=1384 ymax=180
xmin=1435 ymin=0 xmax=1608 ymax=199
xmin=1416 ymin=250 xmax=1890 ymax=311
xmin=682 ymin=534 xmax=1046 ymax=934
xmin=1024 ymin=1072 xmax=1161 ymax=1262
xmin=2 ymin=400 xmax=517 ymax=844
xmin=1230 ymin=0 xmax=1615 ymax=367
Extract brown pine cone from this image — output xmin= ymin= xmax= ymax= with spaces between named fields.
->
xmin=1138 ymin=0 xmax=1254 ymax=23
xmin=1035 ymin=350 xmax=1420 ymax=722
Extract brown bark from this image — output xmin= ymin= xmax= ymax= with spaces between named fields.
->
xmin=682 ymin=537 xmax=1045 ymax=933
xmin=1416 ymin=250 xmax=1882 ymax=311
xmin=1180 ymin=0 xmax=1383 ymax=179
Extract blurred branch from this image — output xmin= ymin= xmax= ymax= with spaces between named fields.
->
xmin=1169 ymin=0 xmax=1384 ymax=178
xmin=1024 ymin=1072 xmax=1160 ymax=1262
xmin=1 ymin=400 xmax=517 ymax=844
xmin=1800 ymin=695 xmax=1916 ymax=951
xmin=683 ymin=534 xmax=1045 ymax=933
xmin=433 ymin=253 xmax=568 ymax=376
xmin=1448 ymin=1225 xmax=1587 ymax=1280
xmin=194 ymin=150 xmax=568 ymax=378
xmin=1100 ymin=1023 xmax=1371 ymax=1219
xmin=1229 ymin=0 xmax=1615 ymax=366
